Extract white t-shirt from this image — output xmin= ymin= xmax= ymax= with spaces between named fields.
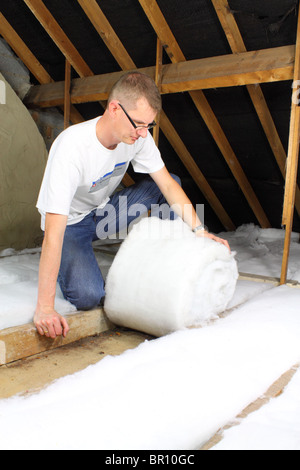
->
xmin=36 ymin=117 xmax=165 ymax=230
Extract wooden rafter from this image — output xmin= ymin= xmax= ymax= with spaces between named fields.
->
xmin=153 ymin=37 xmax=163 ymax=146
xmin=76 ymin=0 xmax=235 ymax=230
xmin=64 ymin=60 xmax=71 ymax=129
xmin=211 ymin=0 xmax=300 ymax=218
xmin=0 ymin=11 xmax=52 ymax=84
xmin=24 ymin=45 xmax=295 ymax=108
xmin=76 ymin=0 xmax=136 ymax=71
xmin=137 ymin=0 xmax=271 ymax=228
xmin=0 ymin=11 xmax=83 ymax=124
xmin=23 ymin=0 xmax=107 ymax=110
xmin=23 ymin=0 xmax=93 ymax=78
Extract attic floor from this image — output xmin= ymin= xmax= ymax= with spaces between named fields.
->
xmin=0 ymin=327 xmax=297 ymax=450
xmin=0 ymin=328 xmax=151 ymax=400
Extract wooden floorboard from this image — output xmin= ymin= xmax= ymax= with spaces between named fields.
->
xmin=200 ymin=364 xmax=300 ymax=450
xmin=0 ymin=308 xmax=113 ymax=365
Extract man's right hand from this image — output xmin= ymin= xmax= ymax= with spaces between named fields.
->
xmin=34 ymin=307 xmax=70 ymax=339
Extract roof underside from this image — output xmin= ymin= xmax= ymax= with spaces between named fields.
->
xmin=1 ymin=0 xmax=299 ymax=233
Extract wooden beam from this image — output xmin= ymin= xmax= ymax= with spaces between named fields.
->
xmin=138 ymin=0 xmax=271 ymax=228
xmin=77 ymin=0 xmax=136 ymax=71
xmin=162 ymin=45 xmax=294 ymax=92
xmin=281 ymin=6 xmax=300 ymax=285
xmin=64 ymin=60 xmax=71 ymax=129
xmin=211 ymin=0 xmax=300 ymax=218
xmin=0 ymin=9 xmax=130 ymax=190
xmin=153 ymin=37 xmax=163 ymax=145
xmin=189 ymin=89 xmax=271 ymax=228
xmin=280 ymin=106 xmax=300 ymax=284
xmin=0 ymin=12 xmax=83 ymax=125
xmin=0 ymin=11 xmax=52 ymax=84
xmin=201 ymin=364 xmax=300 ymax=450
xmin=23 ymin=0 xmax=106 ymax=113
xmin=0 ymin=309 xmax=113 ymax=365
xmin=77 ymin=0 xmax=234 ymax=230
xmin=162 ymin=45 xmax=294 ymax=93
xmin=23 ymin=0 xmax=93 ymax=78
xmin=24 ymin=45 xmax=294 ymax=105
xmin=239 ymin=272 xmax=300 ymax=289
xmin=137 ymin=0 xmax=185 ymax=63
xmin=159 ymin=112 xmax=235 ymax=231
xmin=121 ymin=174 xmax=135 ymax=187
xmin=155 ymin=38 xmax=163 ymax=92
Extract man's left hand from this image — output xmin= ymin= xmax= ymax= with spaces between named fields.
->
xmin=196 ymin=229 xmax=231 ymax=252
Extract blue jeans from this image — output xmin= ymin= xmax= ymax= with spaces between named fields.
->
xmin=58 ymin=174 xmax=181 ymax=310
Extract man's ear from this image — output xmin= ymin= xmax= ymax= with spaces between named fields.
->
xmin=107 ymin=100 xmax=119 ymax=120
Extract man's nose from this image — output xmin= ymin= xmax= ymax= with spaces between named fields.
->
xmin=137 ymin=128 xmax=148 ymax=138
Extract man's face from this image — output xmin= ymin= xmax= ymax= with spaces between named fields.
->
xmin=117 ymin=97 xmax=157 ymax=145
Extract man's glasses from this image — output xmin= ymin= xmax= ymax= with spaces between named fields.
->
xmin=118 ymin=103 xmax=157 ymax=131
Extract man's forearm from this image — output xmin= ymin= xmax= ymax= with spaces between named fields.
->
xmin=36 ymin=236 xmax=63 ymax=310
xmin=36 ymin=213 xmax=68 ymax=312
xmin=150 ymin=168 xmax=203 ymax=230
xmin=34 ymin=213 xmax=70 ymax=338
xmin=162 ymin=179 xmax=202 ymax=230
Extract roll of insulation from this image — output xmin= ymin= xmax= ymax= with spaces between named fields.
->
xmin=104 ymin=217 xmax=238 ymax=336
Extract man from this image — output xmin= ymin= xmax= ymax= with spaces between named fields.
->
xmin=34 ymin=72 xmax=229 ymax=339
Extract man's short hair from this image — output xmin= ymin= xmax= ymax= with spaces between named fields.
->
xmin=108 ymin=72 xmax=162 ymax=114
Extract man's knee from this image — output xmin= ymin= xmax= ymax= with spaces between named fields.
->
xmin=73 ymin=286 xmax=105 ymax=311
xmin=60 ymin=280 xmax=105 ymax=311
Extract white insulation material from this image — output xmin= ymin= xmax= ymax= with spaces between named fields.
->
xmin=1 ymin=286 xmax=300 ymax=450
xmin=104 ymin=218 xmax=238 ymax=336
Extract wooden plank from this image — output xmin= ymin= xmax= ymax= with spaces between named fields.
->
xmin=64 ymin=60 xmax=71 ymax=129
xmin=162 ymin=46 xmax=294 ymax=93
xmin=155 ymin=38 xmax=163 ymax=92
xmin=159 ymin=112 xmax=235 ymax=230
xmin=239 ymin=272 xmax=300 ymax=289
xmin=0 ymin=12 xmax=83 ymax=125
xmin=201 ymin=364 xmax=300 ymax=450
xmin=138 ymin=0 xmax=185 ymax=63
xmin=24 ymin=45 xmax=295 ymax=108
xmin=122 ymin=173 xmax=135 ymax=187
xmin=282 ymin=16 xmax=300 ymax=225
xmin=138 ymin=0 xmax=270 ymax=228
xmin=0 ymin=13 xmax=132 ymax=188
xmin=211 ymin=0 xmax=300 ymax=218
xmin=77 ymin=0 xmax=136 ymax=71
xmin=280 ymin=107 xmax=300 ymax=284
xmin=189 ymin=89 xmax=270 ymax=228
xmin=239 ymin=272 xmax=280 ymax=286
xmin=0 ymin=11 xmax=52 ymax=84
xmin=23 ymin=0 xmax=93 ymax=78
xmin=280 ymin=6 xmax=300 ymax=285
xmin=23 ymin=0 xmax=107 ymax=113
xmin=0 ymin=309 xmax=113 ymax=366
xmin=153 ymin=37 xmax=163 ymax=145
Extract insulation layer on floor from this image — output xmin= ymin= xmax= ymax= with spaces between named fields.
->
xmin=0 ymin=286 xmax=300 ymax=450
